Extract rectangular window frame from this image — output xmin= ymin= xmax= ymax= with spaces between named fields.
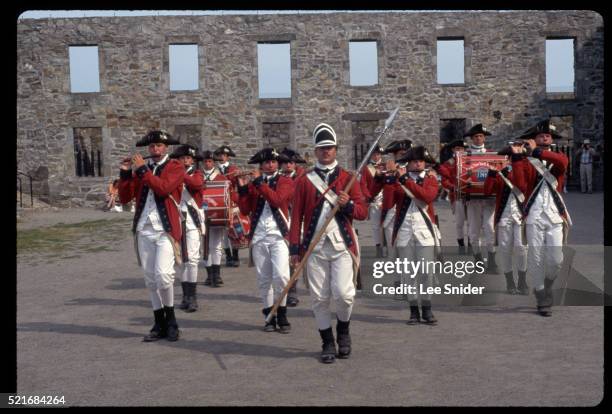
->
xmin=168 ymin=43 xmax=201 ymax=92
xmin=436 ymin=37 xmax=466 ymax=86
xmin=545 ymin=36 xmax=577 ymax=100
xmin=348 ymin=39 xmax=380 ymax=87
xmin=68 ymin=44 xmax=101 ymax=94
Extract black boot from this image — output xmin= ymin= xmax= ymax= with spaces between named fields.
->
xmin=276 ymin=306 xmax=291 ymax=334
xmin=179 ymin=282 xmax=189 ymax=310
xmin=212 ymin=264 xmax=224 ymax=287
xmin=517 ymin=271 xmax=529 ymax=295
xmin=224 ymin=248 xmax=233 ymax=267
xmin=231 ymin=248 xmax=240 ymax=267
xmin=486 ymin=251 xmax=499 ymax=274
xmin=336 ymin=319 xmax=351 ymax=358
xmin=457 ymin=238 xmax=466 ymax=254
xmin=164 ymin=306 xmax=180 ymax=341
xmin=287 ymin=282 xmax=299 ymax=307
xmin=319 ymin=327 xmax=337 ymax=364
xmin=262 ymin=307 xmax=277 ymax=332
xmin=143 ymin=308 xmax=168 ymax=342
xmin=420 ymin=300 xmax=437 ymax=325
xmin=186 ymin=282 xmax=199 ymax=313
xmin=534 ymin=287 xmax=552 ymax=317
xmin=474 ymin=252 xmax=484 ymax=265
xmin=504 ymin=272 xmax=518 ymax=295
xmin=407 ymin=300 xmax=421 ymax=325
xmin=204 ymin=267 xmax=212 ymax=286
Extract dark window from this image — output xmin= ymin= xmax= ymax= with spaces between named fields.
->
xmin=73 ymin=127 xmax=103 ymax=177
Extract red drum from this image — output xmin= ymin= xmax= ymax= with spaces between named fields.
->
xmin=202 ymin=181 xmax=231 ymax=227
xmin=456 ymin=152 xmax=508 ymax=199
xmin=228 ymin=206 xmax=251 ymax=249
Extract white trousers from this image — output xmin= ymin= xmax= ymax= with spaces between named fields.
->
xmin=580 ymin=163 xmax=593 ymax=192
xmin=252 ymin=235 xmax=290 ymax=308
xmin=204 ymin=226 xmax=225 ymax=266
xmin=496 ymin=222 xmax=528 ymax=274
xmin=307 ymin=238 xmax=355 ymax=330
xmin=180 ymin=228 xmax=201 ymax=283
xmin=137 ymin=227 xmax=176 ymax=291
xmin=526 ymin=215 xmax=564 ymax=290
xmin=369 ymin=203 xmax=383 ymax=245
xmin=452 ymin=199 xmax=467 ymax=240
xmin=467 ymin=198 xmax=496 ymax=255
xmin=396 ymin=236 xmax=435 ymax=303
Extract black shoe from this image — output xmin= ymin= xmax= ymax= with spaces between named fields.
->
xmin=276 ymin=306 xmax=291 ymax=334
xmin=504 ymin=272 xmax=518 ymax=295
xmin=262 ymin=307 xmax=277 ymax=332
xmin=420 ymin=300 xmax=437 ymax=325
xmin=143 ymin=308 xmax=168 ymax=342
xmin=212 ymin=264 xmax=223 ymax=287
xmin=204 ymin=267 xmax=212 ymax=286
xmin=517 ymin=271 xmax=529 ymax=295
xmin=474 ymin=252 xmax=484 ymax=265
xmin=407 ymin=301 xmax=421 ymax=325
xmin=164 ymin=306 xmax=180 ymax=341
xmin=287 ymin=296 xmax=299 ymax=307
xmin=486 ymin=252 xmax=499 ymax=274
xmin=534 ymin=288 xmax=552 ymax=317
xmin=179 ymin=282 xmax=189 ymax=310
xmin=336 ymin=319 xmax=351 ymax=358
xmin=231 ymin=249 xmax=240 ymax=267
xmin=224 ymin=248 xmax=233 ymax=267
xmin=319 ymin=328 xmax=336 ymax=364
xmin=186 ymin=282 xmax=199 ymax=313
xmin=457 ymin=239 xmax=466 ymax=254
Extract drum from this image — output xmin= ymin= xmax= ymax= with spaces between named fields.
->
xmin=202 ymin=181 xmax=231 ymax=226
xmin=456 ymin=152 xmax=508 ymax=199
xmin=228 ymin=207 xmax=251 ymax=249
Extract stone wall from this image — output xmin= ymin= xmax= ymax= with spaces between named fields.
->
xmin=17 ymin=11 xmax=604 ymax=205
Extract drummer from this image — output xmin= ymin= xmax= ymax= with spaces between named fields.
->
xmin=202 ymin=150 xmax=230 ymax=287
xmin=463 ymin=124 xmax=499 ymax=273
xmin=214 ymin=145 xmax=241 ymax=268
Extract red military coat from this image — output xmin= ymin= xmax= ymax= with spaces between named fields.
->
xmin=438 ymin=158 xmax=459 ymax=203
xmin=359 ymin=164 xmax=377 ymax=201
xmin=389 ymin=174 xmax=439 ymax=245
xmin=289 ymin=166 xmax=368 ymax=257
xmin=510 ymin=149 xmax=569 ymax=219
xmin=118 ymin=157 xmax=184 ymax=242
xmin=237 ymin=173 xmax=294 ymax=241
xmin=183 ymin=168 xmax=205 ymax=207
xmin=370 ymin=173 xmax=400 ymax=225
xmin=483 ymin=166 xmax=527 ymax=225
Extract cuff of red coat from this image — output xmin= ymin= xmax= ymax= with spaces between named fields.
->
xmin=511 ymin=154 xmax=525 ymax=162
xmin=120 ymin=169 xmax=132 ymax=180
xmin=238 ymin=184 xmax=249 ymax=196
xmin=531 ymin=147 xmax=543 ymax=159
xmin=487 ymin=169 xmax=498 ymax=178
xmin=384 ymin=175 xmax=397 ymax=184
xmin=398 ymin=174 xmax=409 ymax=185
xmin=135 ymin=166 xmax=148 ymax=179
xmin=340 ymin=200 xmax=354 ymax=216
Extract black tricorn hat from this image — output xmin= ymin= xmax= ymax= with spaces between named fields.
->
xmin=446 ymin=139 xmax=467 ymax=149
xmin=278 ymin=148 xmax=307 ymax=164
xmin=463 ymin=124 xmax=492 ymax=138
xmin=170 ymin=144 xmax=203 ymax=161
xmin=248 ymin=147 xmax=282 ymax=164
xmin=384 ymin=139 xmax=413 ymax=154
xmin=136 ymin=130 xmax=180 ymax=147
xmin=397 ymin=145 xmax=437 ymax=164
xmin=213 ymin=145 xmax=236 ymax=157
xmin=519 ymin=119 xmax=564 ymax=140
xmin=201 ymin=150 xmax=217 ymax=161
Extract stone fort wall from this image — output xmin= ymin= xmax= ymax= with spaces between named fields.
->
xmin=17 ymin=11 xmax=603 ymax=206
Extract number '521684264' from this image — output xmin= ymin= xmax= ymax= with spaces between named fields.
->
xmin=7 ymin=395 xmax=65 ymax=405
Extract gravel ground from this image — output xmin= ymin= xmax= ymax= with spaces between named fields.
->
xmin=15 ymin=192 xmax=604 ymax=406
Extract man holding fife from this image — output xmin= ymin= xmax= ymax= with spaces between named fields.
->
xmin=289 ymin=123 xmax=368 ymax=363
xmin=118 ymin=130 xmax=184 ymax=342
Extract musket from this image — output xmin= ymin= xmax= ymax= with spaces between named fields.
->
xmin=265 ymin=107 xmax=400 ymax=323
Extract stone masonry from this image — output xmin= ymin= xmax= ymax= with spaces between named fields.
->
xmin=17 ymin=11 xmax=604 ymax=206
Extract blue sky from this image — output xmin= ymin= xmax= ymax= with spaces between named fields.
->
xmin=23 ymin=10 xmax=574 ymax=94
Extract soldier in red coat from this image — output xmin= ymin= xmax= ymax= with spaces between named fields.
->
xmin=511 ymin=119 xmax=570 ymax=317
xmin=214 ymin=145 xmax=241 ymax=267
xmin=388 ymin=146 xmax=441 ymax=325
xmin=170 ymin=144 xmax=206 ymax=313
xmin=279 ymin=148 xmax=308 ymax=307
xmin=118 ymin=130 xmax=184 ymax=342
xmin=438 ymin=139 xmax=469 ymax=252
xmin=237 ymin=148 xmax=295 ymax=333
xmin=483 ymin=141 xmax=530 ymax=295
xmin=201 ymin=150 xmax=230 ymax=287
xmin=359 ymin=144 xmax=385 ymax=257
xmin=289 ymin=123 xmax=368 ymax=363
